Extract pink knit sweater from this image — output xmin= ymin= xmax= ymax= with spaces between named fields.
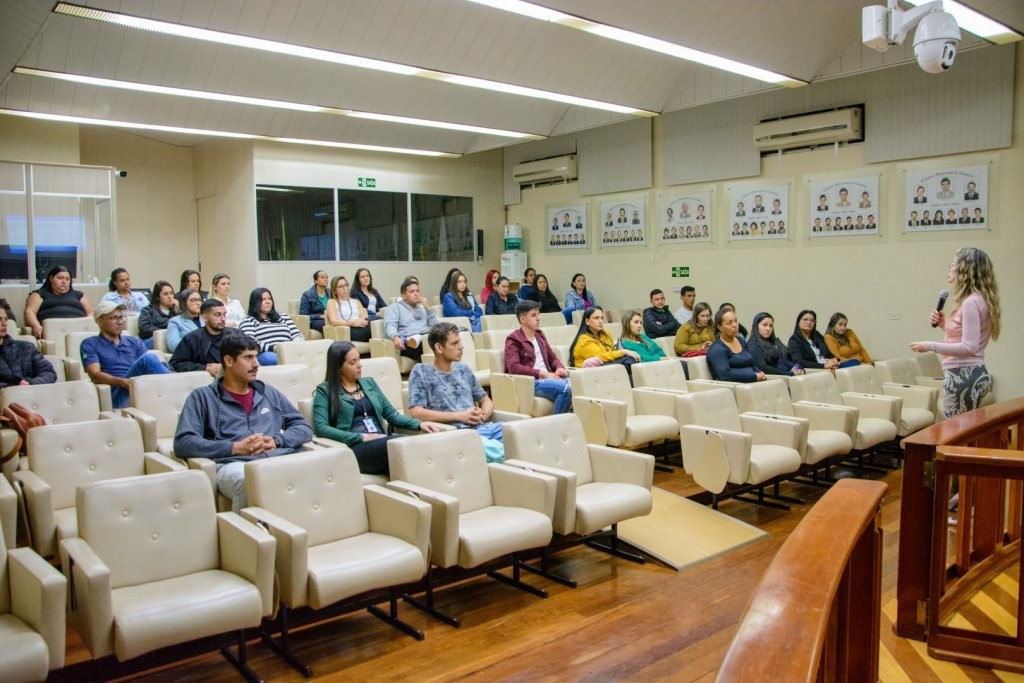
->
xmin=931 ymin=292 xmax=990 ymax=369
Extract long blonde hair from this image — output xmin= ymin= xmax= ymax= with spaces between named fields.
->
xmin=620 ymin=310 xmax=643 ymax=343
xmin=951 ymin=247 xmax=1000 ymax=340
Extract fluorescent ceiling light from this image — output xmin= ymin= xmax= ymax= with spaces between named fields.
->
xmin=0 ymin=109 xmax=460 ymax=157
xmin=54 ymin=2 xmax=655 ymax=116
xmin=468 ymin=0 xmax=806 ymax=87
xmin=904 ymin=0 xmax=1022 ymax=44
xmin=14 ymin=67 xmax=544 ymax=140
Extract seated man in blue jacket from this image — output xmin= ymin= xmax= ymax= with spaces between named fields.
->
xmin=173 ymin=332 xmax=313 ymax=512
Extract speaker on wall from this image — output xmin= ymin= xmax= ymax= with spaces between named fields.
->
xmin=476 ymin=229 xmax=484 ymax=260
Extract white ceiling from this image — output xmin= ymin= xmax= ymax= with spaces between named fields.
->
xmin=0 ymin=1 xmax=1019 ymax=155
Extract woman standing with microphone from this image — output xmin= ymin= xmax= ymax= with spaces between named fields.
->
xmin=910 ymin=247 xmax=1001 ymax=418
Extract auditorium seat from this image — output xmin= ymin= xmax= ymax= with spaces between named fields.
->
xmin=0 ymin=475 xmax=15 ymax=550
xmin=788 ymin=372 xmax=898 ymax=453
xmin=0 ymin=518 xmax=65 ymax=682
xmin=62 ymin=470 xmax=274 ymax=678
xmin=288 ymin=299 xmax=323 ymax=340
xmin=675 ymin=387 xmax=803 ymax=509
xmin=387 ymin=429 xmax=556 ymax=624
xmin=256 ymin=364 xmax=316 ymax=424
xmin=569 ymin=364 xmax=679 ymax=451
xmin=836 ymin=365 xmax=934 ymax=436
xmin=369 ymin=320 xmax=416 ymax=375
xmin=873 ymin=358 xmax=941 ymax=417
xmin=631 ymin=358 xmax=692 ymax=394
xmin=322 ymin=323 xmax=370 ymax=355
xmin=480 ymin=314 xmax=517 ymax=332
xmin=125 ymin=371 xmax=214 ymax=454
xmin=14 ymin=418 xmax=183 ymax=561
xmin=275 ymin=338 xmax=333 ymax=385
xmin=241 ymin=448 xmax=432 ymax=674
xmin=420 ymin=330 xmax=490 ymax=387
xmin=34 ymin=316 xmax=96 ymax=355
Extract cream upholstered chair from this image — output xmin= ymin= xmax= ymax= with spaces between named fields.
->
xmin=0 ymin=475 xmax=15 ymax=550
xmin=873 ymin=358 xmax=942 ymax=416
xmin=2 ymin=379 xmax=114 ymax=421
xmin=569 ymin=364 xmax=679 ymax=453
xmin=734 ymin=379 xmax=855 ymax=483
xmin=479 ymin=329 xmax=511 ymax=350
xmin=0 ymin=519 xmax=66 ymax=682
xmin=288 ymin=298 xmax=323 ymax=340
xmin=358 ymin=356 xmax=408 ymax=413
xmin=369 ymin=319 xmax=417 ymax=374
xmin=481 ymin=314 xmax=517 ymax=332
xmin=43 ymin=353 xmax=80 ymax=381
xmin=653 ymin=336 xmax=676 ymax=358
xmin=256 ymin=364 xmax=316 ymax=424
xmin=675 ymin=387 xmax=803 ymax=509
xmin=13 ymin=418 xmax=184 ymax=560
xmin=242 ymin=448 xmax=431 ymax=675
xmin=36 ymin=316 xmax=96 ymax=355
xmin=151 ymin=328 xmax=169 ymax=353
xmin=124 ymin=371 xmax=214 ymax=454
xmin=275 ymin=338 xmax=333 ymax=385
xmin=503 ymin=414 xmax=654 ymax=562
xmin=61 ymin=470 xmax=275 ymax=678
xmin=631 ymin=358 xmax=691 ymax=394
xmin=322 ymin=323 xmax=370 ymax=355
xmin=387 ymin=429 xmax=556 ymax=625
xmin=907 ymin=352 xmax=995 ymax=409
xmin=490 ymin=370 xmax=553 ymax=418
xmin=836 ymin=364 xmax=934 ymax=436
xmin=788 ymin=371 xmax=899 ymax=456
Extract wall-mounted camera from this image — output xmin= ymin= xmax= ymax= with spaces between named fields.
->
xmin=863 ymin=0 xmax=960 ymax=74
xmin=115 ymin=169 xmax=128 ymax=177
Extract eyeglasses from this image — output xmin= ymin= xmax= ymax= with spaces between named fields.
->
xmin=187 ymin=297 xmax=202 ymax=303
xmin=106 ymin=315 xmax=125 ymax=322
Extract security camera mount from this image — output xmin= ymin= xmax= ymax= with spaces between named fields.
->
xmin=863 ymin=0 xmax=960 ymax=72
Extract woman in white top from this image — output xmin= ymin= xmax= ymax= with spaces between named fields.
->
xmin=100 ymin=268 xmax=148 ymax=314
xmin=209 ymin=273 xmax=245 ymax=326
xmin=325 ymin=275 xmax=370 ymax=342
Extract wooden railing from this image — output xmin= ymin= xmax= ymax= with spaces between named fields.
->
xmin=716 ymin=478 xmax=887 ymax=683
xmin=896 ymin=397 xmax=1024 ymax=672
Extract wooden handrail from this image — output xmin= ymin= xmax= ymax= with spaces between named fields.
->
xmin=717 ymin=478 xmax=887 ymax=683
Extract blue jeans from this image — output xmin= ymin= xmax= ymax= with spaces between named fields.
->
xmin=534 ymin=377 xmax=572 ymax=414
xmin=257 ymin=351 xmax=278 ymax=366
xmin=115 ymin=353 xmax=171 ymax=408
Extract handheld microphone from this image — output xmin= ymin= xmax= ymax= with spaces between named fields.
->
xmin=931 ymin=289 xmax=949 ymax=328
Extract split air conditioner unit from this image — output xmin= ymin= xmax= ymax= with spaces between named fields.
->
xmin=753 ymin=108 xmax=863 ymax=152
xmin=512 ymin=154 xmax=578 ymax=185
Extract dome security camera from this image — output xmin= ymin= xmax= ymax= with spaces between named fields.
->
xmin=913 ymin=10 xmax=960 ymax=73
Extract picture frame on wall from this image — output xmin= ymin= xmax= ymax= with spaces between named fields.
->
xmin=808 ymin=175 xmax=880 ymax=237
xmin=726 ymin=183 xmax=790 ymax=241
xmin=657 ymin=190 xmax=713 ymax=244
xmin=597 ymin=196 xmax=648 ymax=248
xmin=546 ymin=204 xmax=589 ymax=250
xmin=904 ymin=165 xmax=989 ymax=233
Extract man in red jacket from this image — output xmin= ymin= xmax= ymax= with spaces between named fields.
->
xmin=503 ymin=301 xmax=572 ymax=414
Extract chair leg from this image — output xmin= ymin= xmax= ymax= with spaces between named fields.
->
xmin=584 ymin=524 xmax=647 ymax=564
xmin=488 ymin=554 xmax=548 ymax=598
xmin=403 ymin=567 xmax=461 ymax=628
xmin=260 ymin=605 xmax=313 ymax=678
xmin=221 ymin=630 xmax=266 ymax=683
xmin=520 ymin=547 xmax=577 ymax=587
xmin=367 ymin=588 xmax=425 ymax=641
xmin=765 ymin=479 xmax=806 ymax=506
xmin=734 ymin=485 xmax=790 ymax=511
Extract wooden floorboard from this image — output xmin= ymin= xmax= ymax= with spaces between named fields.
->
xmin=59 ymin=463 xmax=1024 ymax=682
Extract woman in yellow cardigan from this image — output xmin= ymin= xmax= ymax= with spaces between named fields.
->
xmin=824 ymin=312 xmax=873 ymax=364
xmin=570 ymin=307 xmax=640 ymax=368
xmin=673 ymin=302 xmax=714 ymax=356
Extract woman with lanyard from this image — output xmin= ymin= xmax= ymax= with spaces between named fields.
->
xmin=312 ymin=341 xmax=441 ymax=475
xmin=325 ymin=275 xmax=371 ymax=342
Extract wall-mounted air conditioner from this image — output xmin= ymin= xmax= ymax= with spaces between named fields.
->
xmin=753 ymin=108 xmax=863 ymax=151
xmin=512 ymin=154 xmax=578 ymax=185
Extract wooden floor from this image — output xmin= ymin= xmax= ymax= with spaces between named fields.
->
xmin=60 ymin=461 xmax=1024 ymax=682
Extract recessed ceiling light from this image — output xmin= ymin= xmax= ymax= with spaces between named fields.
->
xmin=903 ymin=0 xmax=1022 ymax=44
xmin=468 ymin=0 xmax=806 ymax=87
xmin=0 ymin=109 xmax=461 ymax=157
xmin=13 ymin=67 xmax=545 ymax=140
xmin=54 ymin=2 xmax=656 ymax=116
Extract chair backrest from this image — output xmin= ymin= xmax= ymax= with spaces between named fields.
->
xmin=734 ymin=379 xmax=796 ymax=417
xmin=675 ymin=386 xmax=743 ymax=432
xmin=256 ymin=364 xmax=316 ymax=408
xmin=788 ymin=371 xmax=842 ymax=406
xmin=480 ymin=330 xmax=511 ymax=350
xmin=370 ymin=319 xmax=387 ymax=339
xmin=503 ymin=414 xmax=592 ymax=485
xmin=835 ymin=365 xmax=880 ymax=394
xmin=152 ymin=328 xmax=169 ymax=353
xmin=539 ymin=312 xmax=568 ymax=329
xmin=123 ymin=315 xmax=140 ymax=337
xmin=129 ymin=371 xmax=214 ymax=437
xmin=41 ymin=316 xmax=96 ymax=349
xmin=1 ymin=380 xmax=101 ymax=424
xmin=914 ymin=351 xmax=943 ymax=378
xmin=287 ymin=299 xmax=300 ymax=316
xmin=439 ymin=315 xmax=471 ymax=332
xmin=632 ymin=358 xmax=688 ymax=392
xmin=0 ymin=515 xmax=9 ymax=613
xmin=875 ymin=358 xmax=919 ymax=385
xmin=541 ymin=325 xmax=576 ymax=347
xmin=275 ymin=339 xmax=333 ymax=383
xmin=569 ymin=364 xmax=635 ymax=416
xmin=76 ymin=470 xmax=219 ymax=589
xmin=246 ymin=447 xmax=367 ymax=547
xmin=653 ymin=336 xmax=676 ymax=358
xmin=26 ymin=418 xmax=148 ymax=511
xmin=359 ymin=357 xmax=404 ymax=411
xmin=388 ymin=429 xmax=493 ymax=513
xmin=684 ymin=355 xmax=713 ymax=380
xmin=65 ymin=330 xmax=93 ymax=360
xmin=424 ymin=331 xmax=478 ymax=370
xmin=481 ymin=314 xmax=517 ymax=332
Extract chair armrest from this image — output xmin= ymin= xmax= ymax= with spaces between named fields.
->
xmin=492 ymin=409 xmax=528 ymax=422
xmin=474 ymin=349 xmax=492 ymax=371
xmin=60 ymin=536 xmax=114 ymax=658
xmin=185 ymin=457 xmax=219 ymax=491
xmin=881 ymin=382 xmax=939 ymax=414
xmin=915 ymin=375 xmax=944 ymax=390
xmin=483 ymin=349 xmax=506 ymax=374
xmin=13 ymin=469 xmax=54 ymax=557
xmin=587 ymin=444 xmax=655 ymax=488
xmin=39 ymin=339 xmax=57 ymax=355
xmin=572 ymin=396 xmax=626 ymax=446
xmin=122 ymin=407 xmax=158 ymax=452
xmin=791 ymin=401 xmax=858 ymax=438
xmin=490 ymin=373 xmax=527 ymax=413
xmin=503 ymin=460 xmax=576 ymax=536
xmin=687 ymin=379 xmax=741 ymax=394
xmin=293 ymin=314 xmax=312 ymax=339
xmin=95 ymin=384 xmax=113 ymax=411
xmin=217 ymin=512 xmax=277 ymax=617
xmin=632 ymin=388 xmax=679 ymax=419
xmin=9 ymin=547 xmax=67 ymax=670
xmin=488 ymin=462 xmax=556 ymax=519
xmin=241 ymin=506 xmax=308 ymax=610
xmin=739 ymin=413 xmax=803 ymax=451
xmin=143 ymin=452 xmax=186 ymax=474
xmin=365 ymin=485 xmax=432 ymax=565
xmin=0 ymin=475 xmax=16 ymax=549
xmin=841 ymin=391 xmax=901 ymax=425
xmin=61 ymin=357 xmax=84 ymax=381
xmin=385 ymin=481 xmax=460 ymax=569
xmin=679 ymin=425 xmax=752 ymax=485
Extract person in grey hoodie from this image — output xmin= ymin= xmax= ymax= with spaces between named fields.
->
xmin=173 ymin=332 xmax=312 ymax=512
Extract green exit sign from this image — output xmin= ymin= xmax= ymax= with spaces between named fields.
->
xmin=357 ymin=177 xmax=377 ymax=188
xmin=672 ymin=266 xmax=690 ymax=277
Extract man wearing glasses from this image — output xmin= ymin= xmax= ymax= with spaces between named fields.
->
xmin=81 ymin=301 xmax=170 ymax=408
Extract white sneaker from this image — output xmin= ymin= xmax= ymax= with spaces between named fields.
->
xmin=405 ymin=334 xmax=421 ymax=349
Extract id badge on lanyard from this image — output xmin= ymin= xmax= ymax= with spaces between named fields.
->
xmin=363 ymin=417 xmax=378 ymax=433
